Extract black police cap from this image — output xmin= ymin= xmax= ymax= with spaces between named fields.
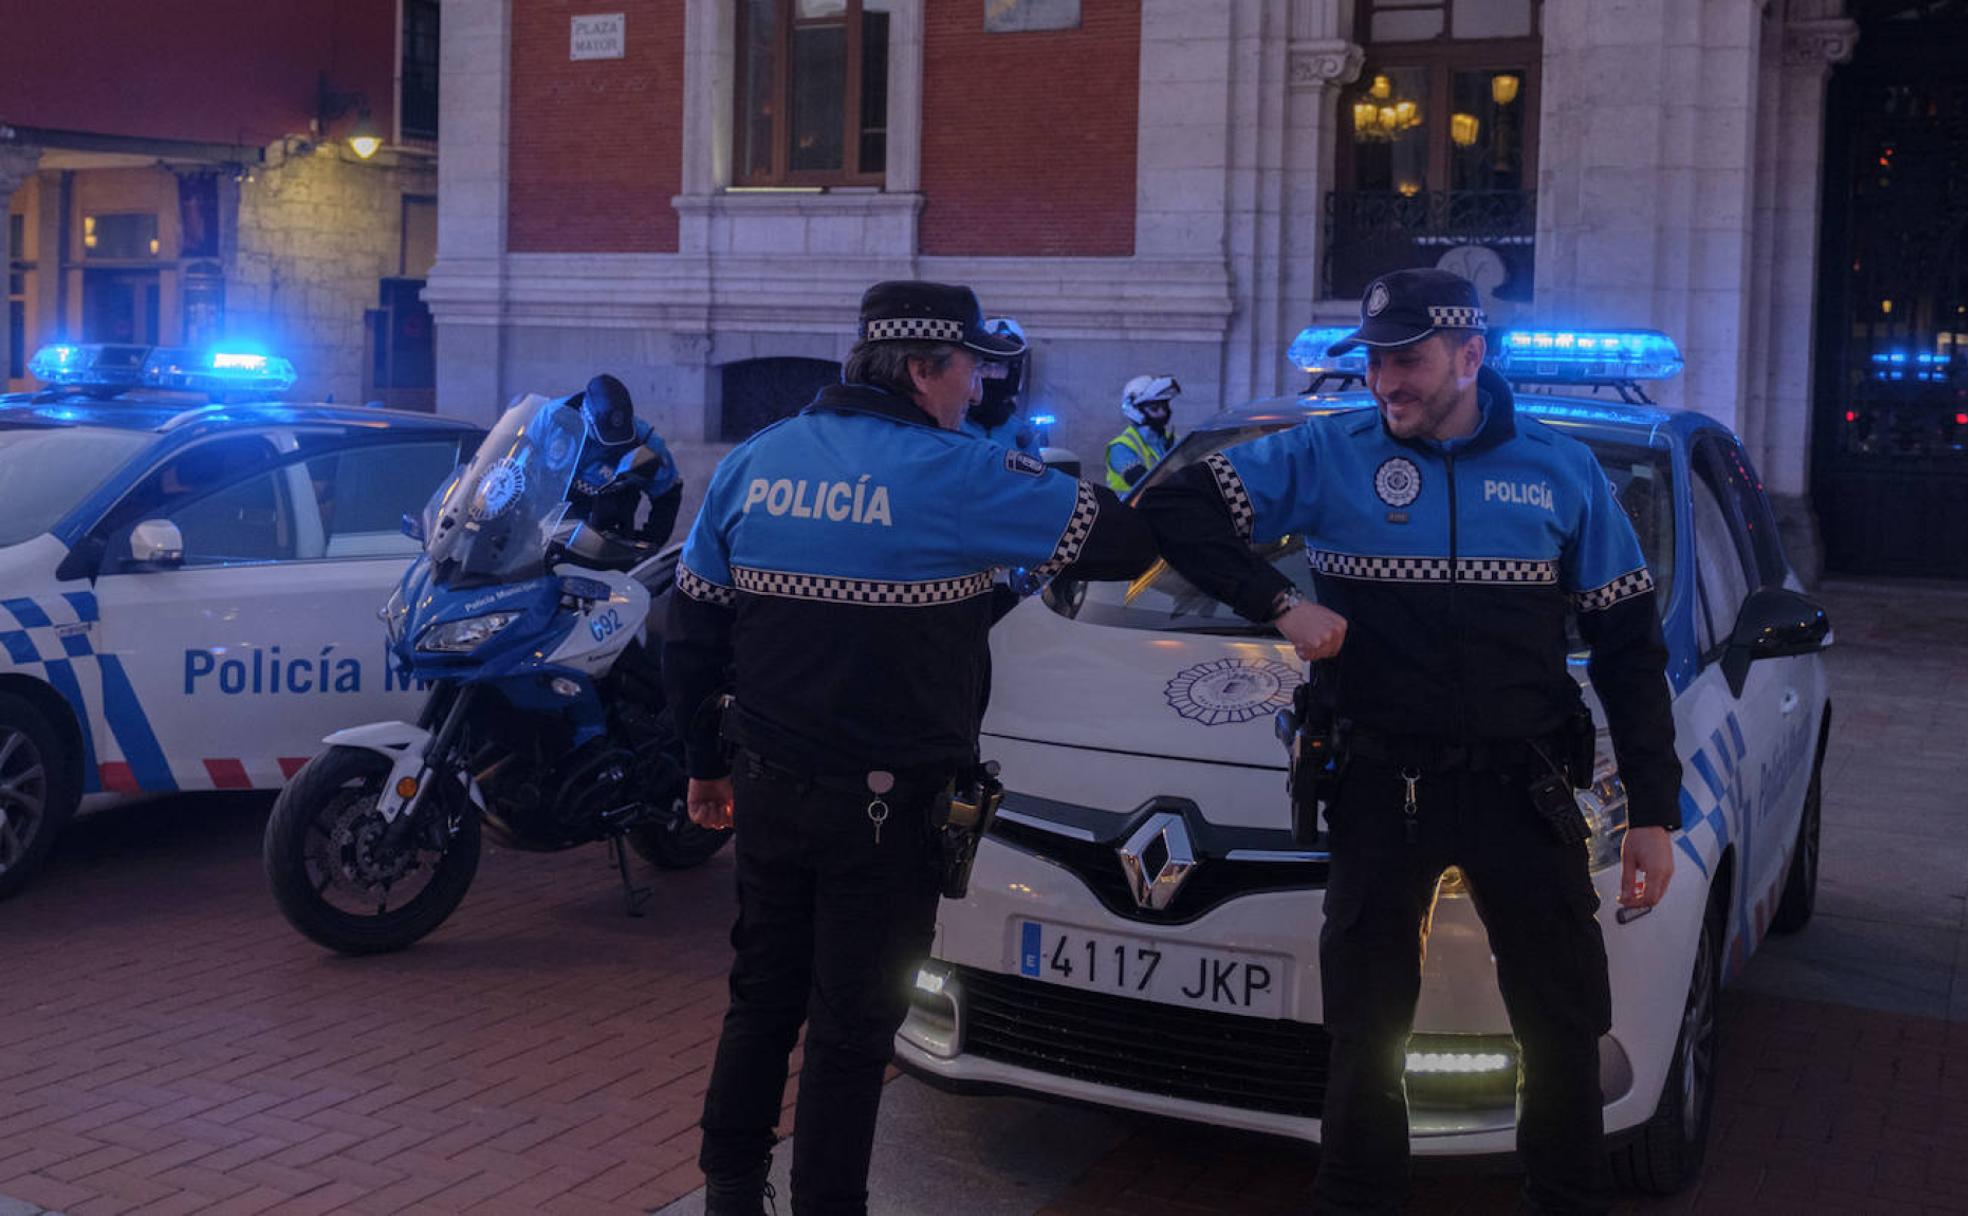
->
xmin=1326 ymin=268 xmax=1488 ymax=356
xmin=858 ymin=281 xmax=1027 ymax=360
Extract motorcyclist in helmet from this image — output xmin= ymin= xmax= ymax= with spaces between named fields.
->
xmin=1105 ymin=374 xmax=1180 ymax=493
xmin=567 ymin=373 xmax=685 ymax=549
xmin=961 ymin=317 xmax=1036 ymax=451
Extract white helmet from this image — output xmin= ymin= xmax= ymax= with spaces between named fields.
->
xmin=1120 ymin=374 xmax=1181 ymax=425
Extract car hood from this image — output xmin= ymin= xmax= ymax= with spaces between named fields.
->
xmin=983 ymin=595 xmax=1603 ymax=770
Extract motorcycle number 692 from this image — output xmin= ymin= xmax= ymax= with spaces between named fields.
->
xmin=589 ymin=608 xmax=623 ymax=642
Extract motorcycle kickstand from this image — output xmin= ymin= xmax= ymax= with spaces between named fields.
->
xmin=607 ymin=833 xmax=652 ymax=918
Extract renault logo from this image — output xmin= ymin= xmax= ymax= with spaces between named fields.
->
xmin=1117 ymin=812 xmax=1197 ymax=912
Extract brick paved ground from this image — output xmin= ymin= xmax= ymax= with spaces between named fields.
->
xmin=0 ymin=801 xmax=761 ymax=1216
xmin=4 ymin=579 xmax=1966 ymax=1215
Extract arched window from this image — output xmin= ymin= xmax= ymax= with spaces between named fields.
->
xmin=718 ymin=356 xmax=842 ymax=441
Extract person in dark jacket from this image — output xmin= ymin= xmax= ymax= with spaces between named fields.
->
xmin=665 ymin=280 xmax=1156 ymax=1216
xmin=1138 ymin=268 xmax=1680 ymax=1216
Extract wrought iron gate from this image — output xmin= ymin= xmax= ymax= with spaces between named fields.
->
xmin=1813 ymin=2 xmax=1968 ymax=577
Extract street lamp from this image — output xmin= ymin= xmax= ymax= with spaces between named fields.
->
xmin=316 ymin=72 xmax=381 ymax=160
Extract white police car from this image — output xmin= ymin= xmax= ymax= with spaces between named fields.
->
xmin=899 ymin=329 xmax=1833 ymax=1193
xmin=0 ymin=344 xmax=481 ymax=899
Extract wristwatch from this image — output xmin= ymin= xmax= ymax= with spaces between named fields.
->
xmin=1269 ymin=588 xmax=1308 ymax=621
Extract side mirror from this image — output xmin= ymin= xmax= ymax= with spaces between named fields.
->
xmin=401 ymin=512 xmax=426 ymax=543
xmin=129 ymin=519 xmax=186 ymax=570
xmin=1721 ymin=585 xmax=1831 ymax=696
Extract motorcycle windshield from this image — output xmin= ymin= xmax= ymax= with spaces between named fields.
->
xmin=424 ymin=393 xmax=585 ymax=583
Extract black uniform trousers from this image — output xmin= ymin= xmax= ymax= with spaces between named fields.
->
xmin=697 ymin=752 xmax=944 ymax=1216
xmin=1314 ymin=760 xmax=1613 ymax=1216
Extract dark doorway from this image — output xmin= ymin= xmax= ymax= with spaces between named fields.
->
xmin=718 ymin=357 xmax=841 ymax=441
xmin=82 ymin=269 xmax=160 ymax=346
xmin=1812 ymin=1 xmax=1968 ymax=578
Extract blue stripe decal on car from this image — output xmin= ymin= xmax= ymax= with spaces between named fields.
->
xmin=1688 ymin=751 xmax=1725 ymax=802
xmin=2 ymin=597 xmax=53 ymax=629
xmin=62 ymin=591 xmax=100 ymax=623
xmin=92 ymin=654 xmax=176 ymax=793
xmin=1725 ymin=712 xmax=1746 ymax=761
xmin=0 ymin=631 xmax=38 ymax=665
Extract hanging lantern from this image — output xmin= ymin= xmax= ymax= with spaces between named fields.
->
xmin=1491 ymin=74 xmax=1521 ymax=106
xmin=1370 ymin=73 xmax=1392 ymax=100
xmin=1451 ymin=113 xmax=1481 ymax=147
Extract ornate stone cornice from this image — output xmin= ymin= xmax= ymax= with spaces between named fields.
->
xmin=1784 ymin=17 xmax=1858 ymax=73
xmin=1288 ymin=39 xmax=1364 ymax=93
xmin=0 ymin=140 xmax=43 ymax=191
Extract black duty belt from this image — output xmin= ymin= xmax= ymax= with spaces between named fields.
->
xmin=1344 ymin=728 xmax=1564 ymax=775
xmin=735 ymin=748 xmax=955 ymax=801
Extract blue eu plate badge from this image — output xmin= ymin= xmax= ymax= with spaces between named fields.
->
xmin=1020 ymin=921 xmax=1043 ymax=977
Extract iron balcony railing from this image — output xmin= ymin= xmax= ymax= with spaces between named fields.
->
xmin=1323 ymin=189 xmax=1537 ymax=301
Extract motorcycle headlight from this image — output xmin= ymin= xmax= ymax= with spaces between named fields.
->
xmin=417 ymin=611 xmax=520 ymax=653
xmin=1577 ymin=751 xmax=1629 ymax=873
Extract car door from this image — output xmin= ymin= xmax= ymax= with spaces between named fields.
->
xmin=1676 ymin=434 xmax=1788 ymax=970
xmin=88 ymin=430 xmax=468 ymax=792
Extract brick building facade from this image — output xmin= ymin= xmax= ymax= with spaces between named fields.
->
xmin=428 ymin=0 xmax=1887 ymax=570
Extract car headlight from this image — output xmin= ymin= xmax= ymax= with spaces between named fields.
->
xmin=417 ymin=611 xmax=520 ymax=653
xmin=1577 ymin=751 xmax=1629 ymax=873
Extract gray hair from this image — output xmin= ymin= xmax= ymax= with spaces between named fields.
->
xmin=843 ymin=339 xmax=959 ymax=398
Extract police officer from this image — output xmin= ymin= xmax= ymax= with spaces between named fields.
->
xmin=961 ymin=316 xmax=1035 ymax=450
xmin=1106 ymin=373 xmax=1180 ymax=492
xmin=1138 ymin=269 xmax=1681 ymax=1215
xmin=565 ymin=372 xmax=685 ymax=547
xmin=664 ymin=281 xmax=1155 ymax=1216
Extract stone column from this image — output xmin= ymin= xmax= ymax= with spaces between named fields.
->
xmin=1534 ymin=0 xmax=1765 ymax=424
xmin=0 ymin=143 xmax=43 ymax=389
xmin=424 ymin=0 xmax=512 ymax=426
xmin=1276 ymin=2 xmax=1362 ymax=393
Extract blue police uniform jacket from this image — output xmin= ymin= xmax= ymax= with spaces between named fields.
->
xmin=665 ymin=381 xmax=1154 ymax=780
xmin=1138 ymin=366 xmax=1681 ymax=828
xmin=571 ymin=419 xmax=685 ymax=546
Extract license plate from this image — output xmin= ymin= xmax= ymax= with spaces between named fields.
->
xmin=1013 ymin=920 xmax=1285 ymax=1018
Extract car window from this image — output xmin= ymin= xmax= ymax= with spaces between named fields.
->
xmin=1697 ymin=436 xmax=1785 ymax=587
xmin=166 ymin=465 xmax=297 ymax=565
xmin=1057 ymin=420 xmax=1675 ymax=636
xmin=1690 ymin=464 xmax=1753 ymax=658
xmin=0 ymin=426 xmax=154 ymax=547
xmin=304 ymin=438 xmax=468 ymax=560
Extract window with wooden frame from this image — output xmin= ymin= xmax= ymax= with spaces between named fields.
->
xmin=1340 ymin=1 xmax=1541 ymax=198
xmin=735 ymin=0 xmax=892 ymax=187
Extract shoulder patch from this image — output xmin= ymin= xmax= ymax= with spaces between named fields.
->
xmin=1004 ymin=449 xmax=1046 ymax=478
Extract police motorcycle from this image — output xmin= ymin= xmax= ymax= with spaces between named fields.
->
xmin=263 ymin=390 xmax=728 ymax=955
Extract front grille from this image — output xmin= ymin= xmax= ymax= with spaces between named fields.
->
xmin=956 ymin=966 xmax=1330 ymax=1119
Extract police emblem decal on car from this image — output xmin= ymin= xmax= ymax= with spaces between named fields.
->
xmin=1164 ymin=659 xmax=1301 ymax=726
xmin=1374 ymin=456 xmax=1422 ymax=508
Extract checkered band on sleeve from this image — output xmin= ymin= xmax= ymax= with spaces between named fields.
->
xmin=1203 ymin=453 xmax=1255 ymax=543
xmin=676 ymin=564 xmax=736 ymax=607
xmin=1310 ymin=551 xmax=1557 ymax=585
xmin=1032 ymin=481 xmax=1102 ymax=577
xmin=863 ymin=317 xmax=965 ymax=343
xmin=730 ymin=566 xmax=995 ymax=606
xmin=1427 ymin=305 xmax=1487 ymax=330
xmin=1571 ymin=567 xmax=1656 ymax=613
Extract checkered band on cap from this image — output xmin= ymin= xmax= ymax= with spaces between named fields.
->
xmin=731 ymin=565 xmax=995 ymax=607
xmin=1032 ymin=482 xmax=1102 ymax=577
xmin=1310 ymin=551 xmax=1557 ymax=585
xmin=1427 ymin=305 xmax=1487 ymax=330
xmin=863 ymin=317 xmax=965 ymax=343
xmin=677 ymin=564 xmax=736 ymax=607
xmin=1571 ymin=567 xmax=1655 ymax=612
xmin=1204 ymin=453 xmax=1255 ymax=543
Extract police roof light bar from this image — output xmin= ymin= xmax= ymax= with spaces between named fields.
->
xmin=1288 ymin=326 xmax=1369 ymax=392
xmin=142 ymin=348 xmax=299 ymax=396
xmin=1489 ymin=329 xmax=1685 ymax=386
xmin=26 ymin=343 xmax=152 ymax=390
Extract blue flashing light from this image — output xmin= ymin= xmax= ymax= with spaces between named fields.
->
xmin=1490 ymin=329 xmax=1684 ymax=383
xmin=1869 ymin=350 xmax=1953 ymax=383
xmin=1289 ymin=327 xmax=1369 ymax=377
xmin=1027 ymin=413 xmax=1057 ymax=427
xmin=142 ymin=347 xmax=298 ymax=395
xmin=26 ymin=343 xmax=151 ymax=388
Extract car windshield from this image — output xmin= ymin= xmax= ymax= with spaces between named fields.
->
xmin=424 ymin=393 xmax=585 ymax=584
xmin=0 ymin=426 xmax=154 ymax=547
xmin=1051 ymin=412 xmax=1676 ymax=636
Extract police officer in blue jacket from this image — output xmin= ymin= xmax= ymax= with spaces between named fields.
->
xmin=566 ymin=372 xmax=685 ymax=547
xmin=1139 ymin=269 xmax=1682 ymax=1216
xmin=665 ymin=281 xmax=1155 ymax=1216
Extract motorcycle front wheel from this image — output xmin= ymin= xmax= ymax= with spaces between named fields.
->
xmin=264 ymin=745 xmax=482 ymax=955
